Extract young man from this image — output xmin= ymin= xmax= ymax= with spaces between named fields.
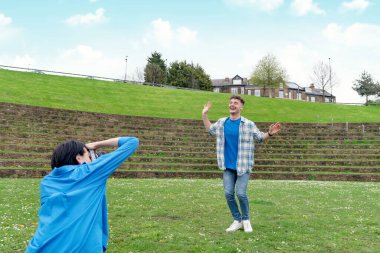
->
xmin=26 ymin=136 xmax=139 ymax=252
xmin=202 ymin=95 xmax=280 ymax=233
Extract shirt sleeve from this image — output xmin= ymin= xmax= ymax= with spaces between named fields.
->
xmin=209 ymin=120 xmax=219 ymax=136
xmin=82 ymin=137 xmax=139 ymax=183
xmin=252 ymin=124 xmax=264 ymax=144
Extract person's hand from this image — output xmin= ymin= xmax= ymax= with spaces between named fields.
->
xmin=85 ymin=142 xmax=97 ymax=150
xmin=202 ymin=101 xmax=212 ymax=115
xmin=269 ymin=122 xmax=281 ymax=135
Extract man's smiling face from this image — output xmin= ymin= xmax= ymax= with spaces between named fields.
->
xmin=229 ymin=98 xmax=243 ymax=116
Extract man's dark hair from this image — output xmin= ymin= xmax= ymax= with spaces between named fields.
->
xmin=51 ymin=140 xmax=86 ymax=170
xmin=230 ymin=95 xmax=245 ymax=105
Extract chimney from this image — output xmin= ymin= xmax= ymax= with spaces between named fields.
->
xmin=309 ymin=83 xmax=315 ymax=90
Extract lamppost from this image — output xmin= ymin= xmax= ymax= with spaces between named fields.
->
xmin=328 ymin=57 xmax=332 ymax=103
xmin=124 ymin=56 xmax=128 ymax=82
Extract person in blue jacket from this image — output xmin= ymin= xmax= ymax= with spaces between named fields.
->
xmin=26 ymin=136 xmax=139 ymax=252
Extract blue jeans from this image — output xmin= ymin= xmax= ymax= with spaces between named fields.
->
xmin=223 ymin=169 xmax=250 ymax=221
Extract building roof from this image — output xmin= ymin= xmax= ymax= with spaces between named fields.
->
xmin=305 ymin=88 xmax=335 ymax=97
xmin=211 ymin=75 xmax=248 ymax=86
xmin=286 ymin=82 xmax=304 ymax=90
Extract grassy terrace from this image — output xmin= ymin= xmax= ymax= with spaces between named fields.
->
xmin=1 ymin=179 xmax=379 ymax=252
xmin=1 ymin=68 xmax=380 ymax=123
xmin=1 ymin=101 xmax=379 ymax=181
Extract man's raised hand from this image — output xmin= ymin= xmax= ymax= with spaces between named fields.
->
xmin=269 ymin=122 xmax=281 ymax=135
xmin=202 ymin=101 xmax=212 ymax=115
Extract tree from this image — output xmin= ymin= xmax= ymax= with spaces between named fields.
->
xmin=166 ymin=61 xmax=212 ymax=91
xmin=352 ymin=71 xmax=379 ymax=106
xmin=192 ymin=64 xmax=212 ymax=91
xmin=249 ymin=54 xmax=287 ymax=97
xmin=144 ymin=51 xmax=167 ymax=84
xmin=144 ymin=63 xmax=165 ymax=84
xmin=132 ymin=67 xmax=144 ymax=82
xmin=311 ymin=61 xmax=338 ymax=102
xmin=147 ymin=51 xmax=167 ymax=73
xmin=166 ymin=61 xmax=189 ymax=87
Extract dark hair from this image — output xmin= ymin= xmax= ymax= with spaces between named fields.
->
xmin=229 ymin=95 xmax=245 ymax=105
xmin=50 ymin=140 xmax=86 ymax=170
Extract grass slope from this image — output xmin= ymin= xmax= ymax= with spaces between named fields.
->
xmin=1 ymin=179 xmax=379 ymax=252
xmin=1 ymin=69 xmax=379 ymax=123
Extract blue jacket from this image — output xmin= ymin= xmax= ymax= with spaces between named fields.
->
xmin=26 ymin=137 xmax=139 ymax=253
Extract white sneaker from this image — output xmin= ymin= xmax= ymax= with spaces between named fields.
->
xmin=226 ymin=220 xmax=242 ymax=232
xmin=242 ymin=220 xmax=253 ymax=233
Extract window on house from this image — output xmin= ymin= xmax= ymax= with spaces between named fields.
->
xmin=311 ymin=96 xmax=315 ymax=102
xmin=325 ymin=97 xmax=330 ymax=103
xmin=241 ymin=87 xmax=245 ymax=94
xmin=289 ymin=91 xmax=292 ymax=99
xmin=297 ymin=93 xmax=302 ymax=100
xmin=254 ymin=89 xmax=261 ymax=97
xmin=279 ymin=83 xmax=284 ymax=89
xmin=231 ymin=87 xmax=238 ymax=94
xmin=232 ymin=79 xmax=242 ymax=85
xmin=247 ymin=90 xmax=252 ymax=95
xmin=279 ymin=91 xmax=284 ymax=98
xmin=213 ymin=88 xmax=220 ymax=93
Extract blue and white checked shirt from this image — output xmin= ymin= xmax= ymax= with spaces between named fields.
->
xmin=209 ymin=116 xmax=264 ymax=176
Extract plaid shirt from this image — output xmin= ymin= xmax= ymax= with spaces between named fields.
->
xmin=209 ymin=116 xmax=264 ymax=176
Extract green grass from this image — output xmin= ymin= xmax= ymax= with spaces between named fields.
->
xmin=1 ymin=178 xmax=379 ymax=252
xmin=1 ymin=69 xmax=379 ymax=123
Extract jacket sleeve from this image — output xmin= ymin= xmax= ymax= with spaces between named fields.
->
xmin=82 ymin=137 xmax=139 ymax=183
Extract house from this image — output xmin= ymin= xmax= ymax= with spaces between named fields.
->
xmin=212 ymin=75 xmax=336 ymax=103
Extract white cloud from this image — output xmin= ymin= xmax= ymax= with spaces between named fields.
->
xmin=321 ymin=23 xmax=380 ymax=102
xmin=59 ymin=45 xmax=103 ymax=62
xmin=278 ymin=43 xmax=320 ymax=85
xmin=341 ymin=0 xmax=370 ymax=12
xmin=0 ymin=13 xmax=19 ymax=43
xmin=149 ymin=18 xmax=173 ymax=48
xmin=55 ymin=45 xmax=123 ymax=78
xmin=142 ymin=18 xmax=198 ymax=48
xmin=323 ymin=23 xmax=380 ymax=47
xmin=65 ymin=8 xmax=106 ymax=26
xmin=177 ymin=27 xmax=198 ymax=45
xmin=291 ymin=0 xmax=326 ymax=16
xmin=225 ymin=0 xmax=284 ymax=12
xmin=0 ymin=13 xmax=12 ymax=26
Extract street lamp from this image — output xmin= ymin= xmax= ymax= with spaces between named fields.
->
xmin=124 ymin=56 xmax=128 ymax=82
xmin=328 ymin=57 xmax=332 ymax=103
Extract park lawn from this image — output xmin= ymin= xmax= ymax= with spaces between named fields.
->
xmin=0 ymin=178 xmax=379 ymax=252
xmin=1 ymin=69 xmax=380 ymax=123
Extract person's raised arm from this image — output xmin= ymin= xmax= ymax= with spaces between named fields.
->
xmin=202 ymin=101 xmax=212 ymax=132
xmin=83 ymin=137 xmax=139 ymax=184
xmin=85 ymin=137 xmax=120 ymax=150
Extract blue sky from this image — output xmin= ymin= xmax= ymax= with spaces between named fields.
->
xmin=1 ymin=0 xmax=380 ymax=103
